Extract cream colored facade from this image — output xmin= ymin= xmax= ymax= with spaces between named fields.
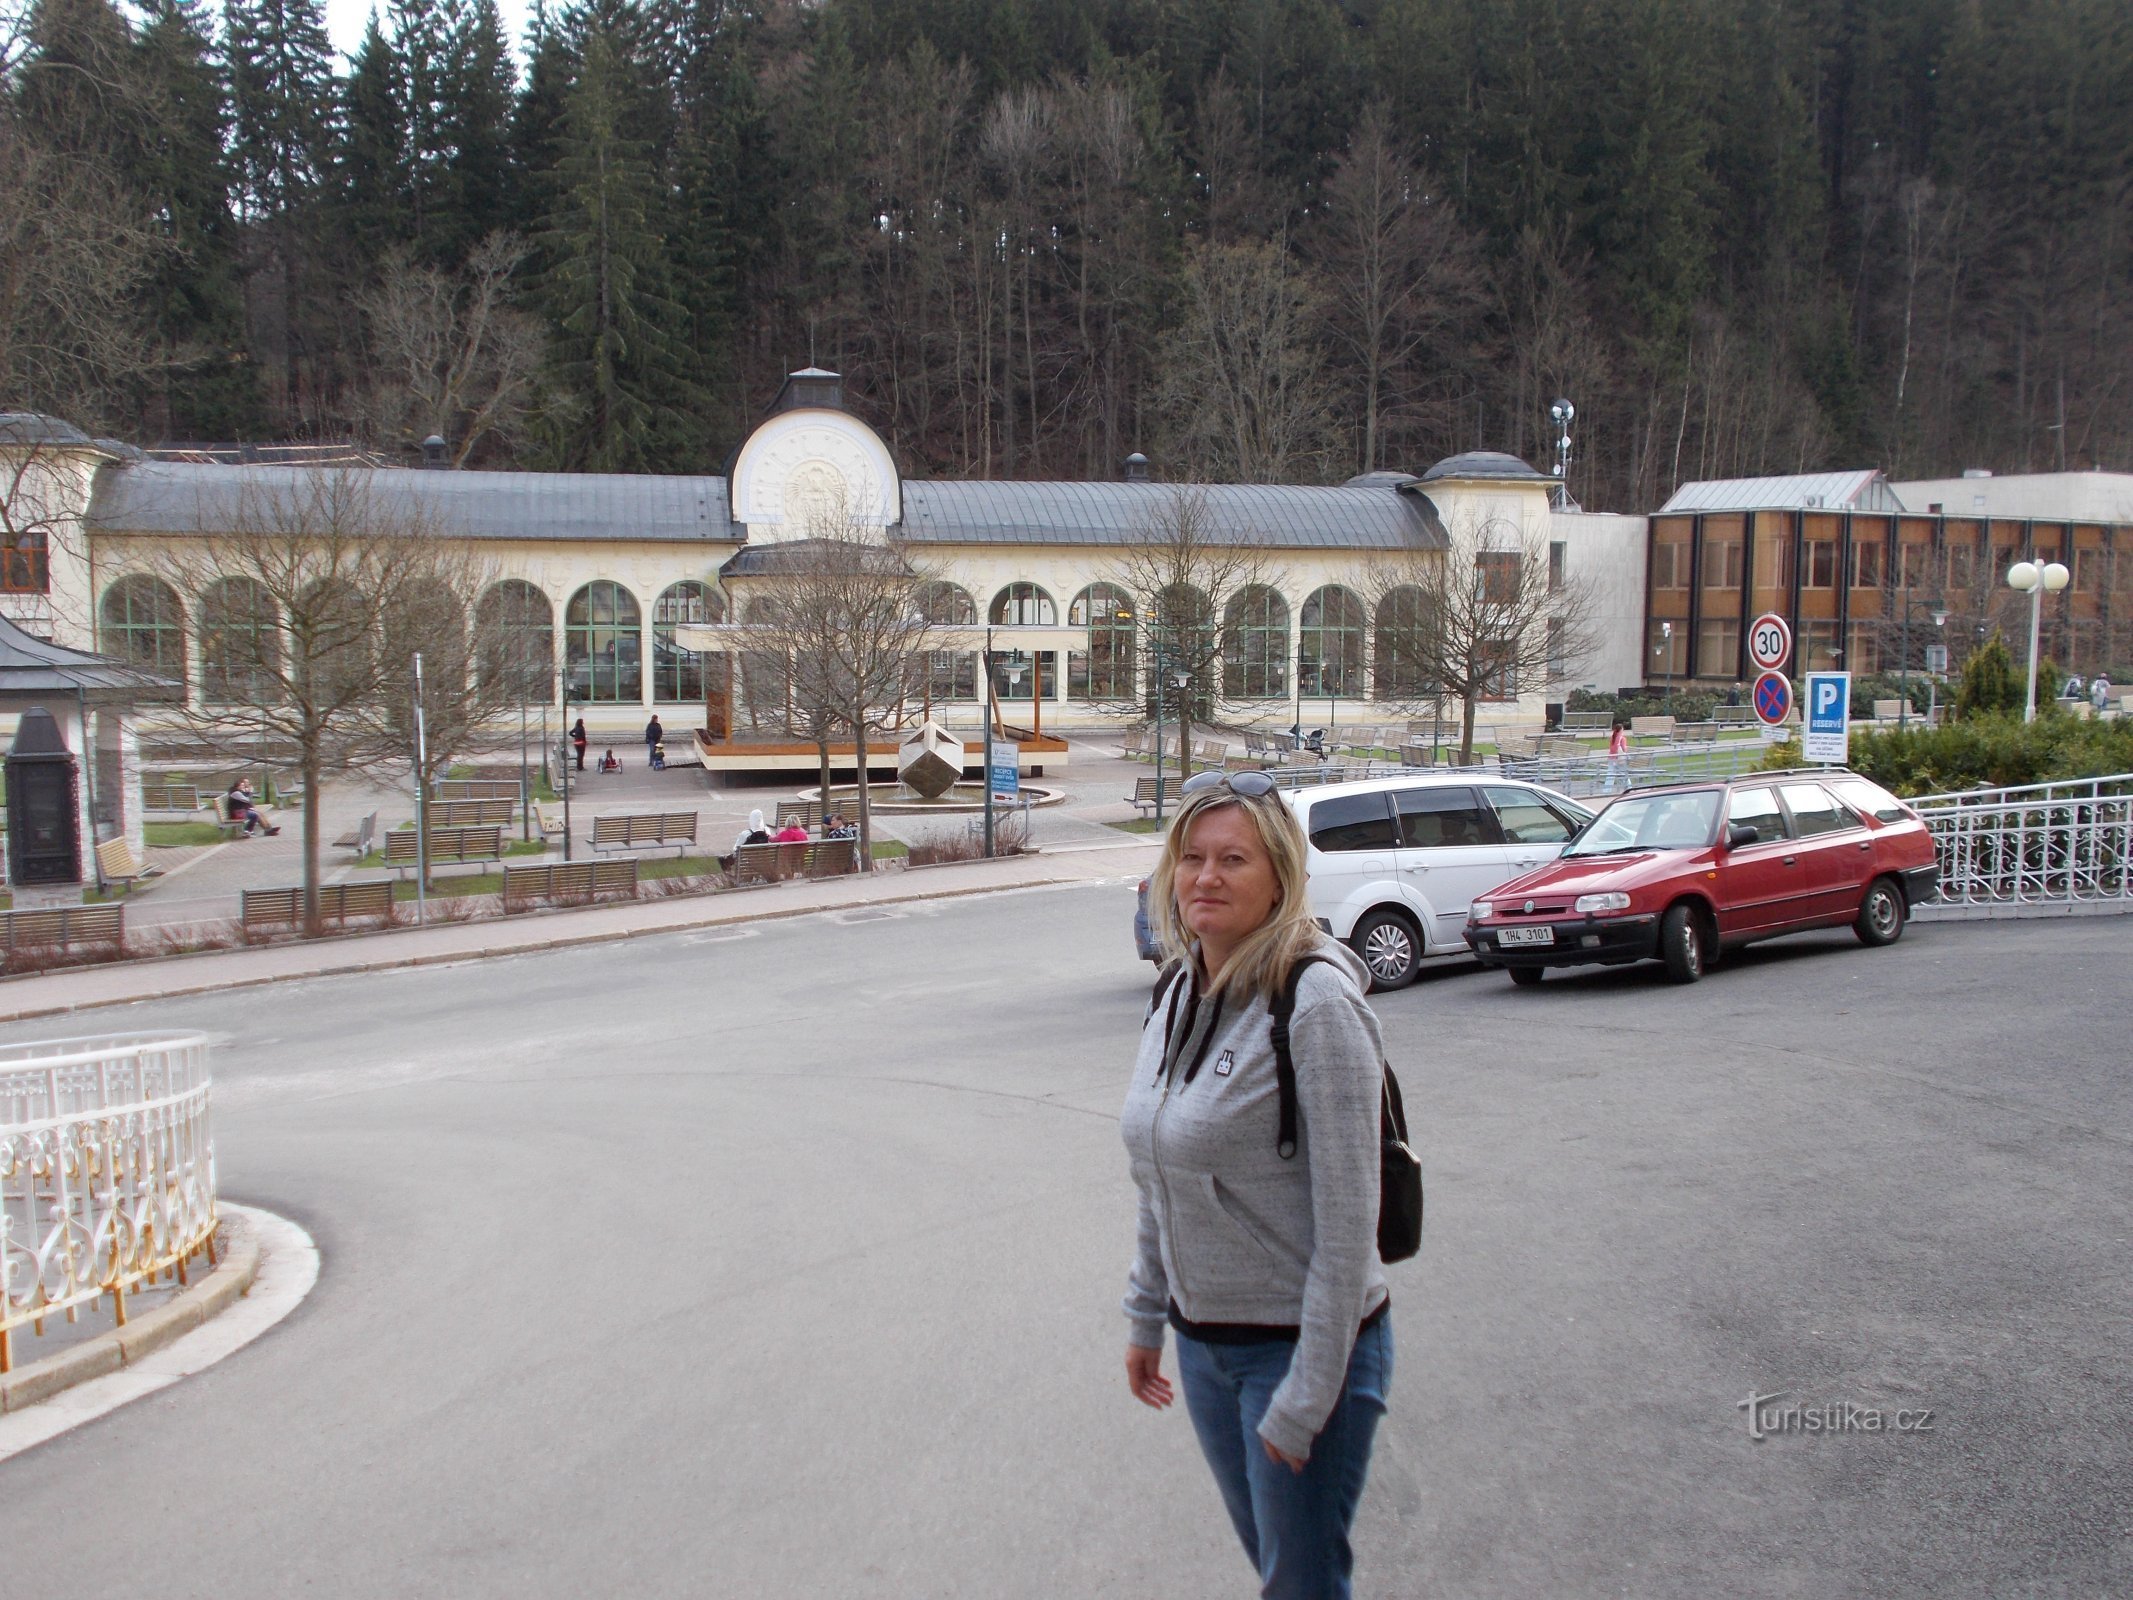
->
xmin=6 ymin=388 xmax=1620 ymax=756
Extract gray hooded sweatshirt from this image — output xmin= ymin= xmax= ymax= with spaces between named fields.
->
xmin=1121 ymin=938 xmax=1390 ymax=1463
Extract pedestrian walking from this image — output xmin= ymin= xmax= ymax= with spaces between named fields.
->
xmin=1121 ymin=768 xmax=1394 ymax=1600
xmin=2090 ymin=674 xmax=2112 ymax=713
xmin=571 ymin=717 xmax=588 ymax=772
xmin=1607 ymin=720 xmax=1629 ymax=791
xmin=645 ymin=713 xmax=664 ymax=762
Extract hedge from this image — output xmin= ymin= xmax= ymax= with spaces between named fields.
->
xmin=1758 ymin=713 xmax=2133 ymax=795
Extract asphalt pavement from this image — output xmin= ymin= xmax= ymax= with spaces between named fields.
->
xmin=2 ymin=888 xmax=2126 ymax=1597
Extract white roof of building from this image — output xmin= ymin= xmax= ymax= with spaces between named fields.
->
xmin=1891 ymin=472 xmax=2133 ymax=524
xmin=1658 ymin=470 xmax=1900 ymax=514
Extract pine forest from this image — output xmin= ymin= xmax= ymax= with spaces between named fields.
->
xmin=3 ymin=0 xmax=2128 ymax=508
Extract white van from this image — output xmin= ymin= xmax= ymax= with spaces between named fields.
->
xmin=1282 ymin=775 xmax=1593 ymax=989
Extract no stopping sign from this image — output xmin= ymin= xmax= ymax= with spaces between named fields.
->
xmin=1753 ymin=670 xmax=1794 ymax=726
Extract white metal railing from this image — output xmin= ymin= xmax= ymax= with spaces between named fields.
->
xmin=1912 ymin=773 xmax=2133 ymax=911
xmin=0 ymin=1032 xmax=217 ymax=1372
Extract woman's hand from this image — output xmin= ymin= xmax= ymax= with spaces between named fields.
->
xmin=1262 ymin=1439 xmax=1306 ymax=1474
xmin=1125 ymin=1345 xmax=1173 ymax=1409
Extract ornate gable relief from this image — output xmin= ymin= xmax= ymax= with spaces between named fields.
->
xmin=728 ymin=409 xmax=902 ymax=542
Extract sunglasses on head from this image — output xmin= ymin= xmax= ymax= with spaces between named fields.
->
xmin=1180 ymin=769 xmax=1279 ymax=798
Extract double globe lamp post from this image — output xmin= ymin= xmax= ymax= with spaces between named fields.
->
xmin=2005 ymin=559 xmax=2071 ymax=723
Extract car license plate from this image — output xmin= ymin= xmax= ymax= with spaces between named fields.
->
xmin=1499 ymin=926 xmax=1555 ymax=947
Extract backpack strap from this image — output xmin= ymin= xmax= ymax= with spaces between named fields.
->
xmin=1269 ymin=953 xmax=1333 ymax=1159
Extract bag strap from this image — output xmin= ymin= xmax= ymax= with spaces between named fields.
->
xmin=1269 ymin=954 xmax=1332 ymax=1159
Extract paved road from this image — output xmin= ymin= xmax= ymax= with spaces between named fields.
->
xmin=5 ymin=889 xmax=2127 ymax=1597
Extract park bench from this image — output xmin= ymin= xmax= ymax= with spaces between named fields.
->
xmin=1398 ymin=743 xmax=1437 ymax=768
xmin=1871 ymin=699 xmax=1906 ymax=723
xmin=502 ymin=857 xmax=639 ymax=910
xmin=240 ymin=880 xmax=394 ymax=930
xmin=430 ymin=798 xmax=515 ymax=828
xmin=383 ymin=824 xmax=505 ymax=876
xmin=0 ymin=903 xmax=124 ymax=954
xmin=435 ymin=779 xmax=522 ymax=804
xmin=1193 ymin=738 xmax=1231 ymax=767
xmin=94 ymin=836 xmax=159 ymax=888
xmin=1120 ymin=728 xmax=1147 ymax=759
xmin=1127 ymin=775 xmax=1174 ymax=816
xmin=139 ymin=781 xmax=200 ymax=813
xmin=729 ymin=840 xmax=859 ymax=885
xmin=1560 ymin=710 xmax=1614 ymax=734
xmin=590 ymin=811 xmax=699 ymax=856
xmin=531 ymin=803 xmax=566 ymax=839
xmin=1712 ymin=704 xmax=1758 ymax=726
xmin=1629 ymin=714 xmax=1676 ymax=741
xmin=333 ymin=811 xmax=379 ymax=858
xmin=1670 ymin=721 xmax=1721 ymax=743
xmin=775 ymin=800 xmax=825 ymax=831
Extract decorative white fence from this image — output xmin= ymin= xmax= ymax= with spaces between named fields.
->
xmin=0 ymin=1033 xmax=216 ymax=1372
xmin=1912 ymin=774 xmax=2133 ymax=913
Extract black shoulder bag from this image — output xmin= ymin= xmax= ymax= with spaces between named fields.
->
xmin=1269 ymin=955 xmax=1424 ymax=1263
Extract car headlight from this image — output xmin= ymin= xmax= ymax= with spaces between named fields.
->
xmin=1575 ymin=892 xmax=1632 ymax=914
xmin=1469 ymin=901 xmax=1493 ymax=921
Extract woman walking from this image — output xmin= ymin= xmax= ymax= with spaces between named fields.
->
xmin=1121 ymin=768 xmax=1393 ymax=1600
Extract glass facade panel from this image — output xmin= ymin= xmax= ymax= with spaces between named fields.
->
xmin=564 ymin=580 xmax=642 ymax=703
xmin=652 ymin=581 xmax=722 ymax=703
xmin=1068 ymin=583 xmax=1135 ymax=700
xmin=1299 ymin=586 xmax=1367 ymax=699
xmin=200 ymin=577 xmax=280 ymax=704
xmin=914 ymin=581 xmax=978 ymax=702
xmin=1222 ymin=585 xmax=1289 ymax=699
xmin=988 ymin=583 xmax=1057 ymax=700
xmin=1697 ymin=619 xmax=1739 ymax=680
xmin=101 ymin=575 xmax=187 ymax=684
xmin=1373 ymin=586 xmax=1435 ymax=700
xmin=476 ymin=579 xmax=554 ymax=701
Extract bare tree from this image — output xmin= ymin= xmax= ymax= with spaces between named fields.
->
xmin=1155 ymin=241 xmax=1340 ymax=483
xmin=356 ymin=233 xmax=550 ymax=464
xmin=137 ymin=469 xmax=510 ymax=927
xmin=0 ymin=415 xmax=103 ymax=634
xmin=1099 ymin=487 xmax=1282 ymax=775
xmin=738 ymin=517 xmax=940 ymax=870
xmin=1362 ymin=515 xmax=1600 ymax=765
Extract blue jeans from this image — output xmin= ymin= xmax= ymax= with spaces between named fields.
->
xmin=1175 ymin=1314 xmax=1393 ymax=1600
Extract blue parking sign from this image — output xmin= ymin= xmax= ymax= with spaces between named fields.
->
xmin=1802 ymin=671 xmax=1851 ymax=763
xmin=989 ymin=744 xmax=1020 ymax=803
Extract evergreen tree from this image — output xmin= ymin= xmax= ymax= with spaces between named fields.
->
xmin=440 ymin=0 xmax=521 ymax=258
xmin=338 ymin=15 xmax=407 ymax=263
xmin=535 ymin=28 xmax=698 ymax=469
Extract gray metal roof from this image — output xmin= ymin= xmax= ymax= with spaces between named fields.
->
xmin=0 ymin=611 xmax=175 ymax=696
xmin=0 ymin=413 xmax=119 ymax=454
xmin=1659 ymin=469 xmax=1900 ymax=514
xmin=898 ymin=480 xmax=1447 ymax=550
xmin=1417 ymin=451 xmax=1553 ymax=484
xmin=88 ymin=461 xmax=736 ymax=542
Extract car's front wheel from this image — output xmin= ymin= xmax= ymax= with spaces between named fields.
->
xmin=1854 ymin=877 xmax=1907 ymax=946
xmin=1507 ymin=965 xmax=1544 ymax=988
xmin=1351 ymin=911 xmax=1421 ymax=991
xmin=1660 ymin=903 xmax=1706 ymax=983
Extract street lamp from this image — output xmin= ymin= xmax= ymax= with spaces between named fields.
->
xmin=1897 ymin=593 xmax=1949 ymax=728
xmin=2006 ymin=560 xmax=2071 ymax=723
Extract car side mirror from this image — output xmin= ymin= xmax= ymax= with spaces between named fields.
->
xmin=1726 ymin=823 xmax=1759 ymax=849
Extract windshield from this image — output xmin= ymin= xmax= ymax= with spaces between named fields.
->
xmin=1564 ymin=789 xmax=1723 ymax=855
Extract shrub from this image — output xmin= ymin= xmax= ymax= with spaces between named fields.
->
xmin=1568 ymin=686 xmax=1721 ymax=724
xmin=1763 ymin=714 xmax=2133 ymax=795
xmin=1956 ymin=632 xmax=2023 ymax=719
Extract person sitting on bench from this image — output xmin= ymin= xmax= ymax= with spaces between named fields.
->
xmin=598 ymin=749 xmax=622 ymax=774
xmin=649 ymin=740 xmax=667 ymax=771
xmin=228 ymin=778 xmax=280 ymax=837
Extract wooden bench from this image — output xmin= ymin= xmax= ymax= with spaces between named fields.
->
xmin=1398 ymin=743 xmax=1436 ymax=768
xmin=532 ymin=803 xmax=566 ymax=838
xmin=775 ymin=801 xmax=825 ymax=832
xmin=1128 ymin=775 xmax=1173 ymax=816
xmin=333 ymin=811 xmax=379 ymax=858
xmin=430 ymin=798 xmax=515 ymax=828
xmin=206 ymin=793 xmax=248 ymax=838
xmin=1560 ymin=710 xmax=1614 ymax=734
xmin=0 ymin=903 xmax=124 ymax=953
xmin=383 ymin=824 xmax=505 ymax=875
xmin=1629 ymin=714 xmax=1676 ymax=741
xmin=1871 ymin=698 xmax=1905 ymax=723
xmin=1670 ymin=721 xmax=1721 ymax=743
xmin=140 ymin=781 xmax=200 ymax=813
xmin=1120 ymin=729 xmax=1147 ymax=759
xmin=1193 ymin=739 xmax=1231 ymax=767
xmin=95 ymin=836 xmax=159 ymax=887
xmin=590 ymin=811 xmax=699 ymax=856
xmin=729 ymin=840 xmax=859 ymax=885
xmin=502 ymin=857 xmax=639 ymax=910
xmin=1712 ymin=704 xmax=1758 ymax=726
xmin=240 ymin=880 xmax=394 ymax=929
xmin=435 ymin=779 xmax=523 ymax=804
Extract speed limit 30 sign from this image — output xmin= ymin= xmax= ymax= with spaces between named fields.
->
xmin=1749 ymin=612 xmax=1793 ymax=672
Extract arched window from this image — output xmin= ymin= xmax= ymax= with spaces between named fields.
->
xmin=988 ymin=582 xmax=1056 ymax=701
xmin=1223 ymin=586 xmax=1289 ymax=699
xmin=564 ymin=581 xmax=642 ymax=703
xmin=1300 ymin=585 xmax=1367 ymax=700
xmin=1149 ymin=583 xmax=1214 ymax=705
xmin=101 ymin=574 xmax=187 ymax=684
xmin=652 ymin=581 xmax=724 ymax=703
xmin=199 ymin=577 xmax=280 ymax=704
xmin=475 ymin=580 xmax=554 ymax=701
xmin=1069 ymin=583 xmax=1136 ymax=700
xmin=1373 ymin=585 xmax=1436 ymax=701
xmin=913 ymin=580 xmax=977 ymax=702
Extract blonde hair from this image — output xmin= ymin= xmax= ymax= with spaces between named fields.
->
xmin=1151 ymin=783 xmax=1325 ymax=1005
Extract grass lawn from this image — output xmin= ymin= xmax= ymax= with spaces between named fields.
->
xmin=871 ymin=839 xmax=910 ymax=860
xmin=146 ymin=821 xmax=228 ymax=847
xmin=355 ymin=838 xmax=548 ymax=870
xmin=1107 ymin=816 xmax=1169 ymax=834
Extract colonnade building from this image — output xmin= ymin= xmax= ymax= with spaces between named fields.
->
xmin=5 ymin=373 xmax=1646 ymax=771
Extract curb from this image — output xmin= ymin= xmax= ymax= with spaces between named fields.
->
xmin=0 ymin=1210 xmax=260 ymax=1414
xmin=0 ymin=849 xmax=1156 ymax=1024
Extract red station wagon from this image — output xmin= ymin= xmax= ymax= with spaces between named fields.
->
xmin=1464 ymin=770 xmax=1940 ymax=985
